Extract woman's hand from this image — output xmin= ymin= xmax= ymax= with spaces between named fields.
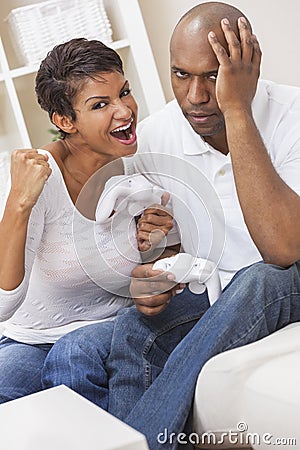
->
xmin=9 ymin=149 xmax=52 ymax=212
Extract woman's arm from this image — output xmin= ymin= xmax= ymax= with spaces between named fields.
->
xmin=0 ymin=150 xmax=51 ymax=319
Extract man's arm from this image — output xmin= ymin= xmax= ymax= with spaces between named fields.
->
xmin=208 ymin=17 xmax=300 ymax=266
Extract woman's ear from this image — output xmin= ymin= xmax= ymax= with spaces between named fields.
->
xmin=52 ymin=112 xmax=77 ymax=134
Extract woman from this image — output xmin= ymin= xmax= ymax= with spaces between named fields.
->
xmin=0 ymin=38 xmax=172 ymax=406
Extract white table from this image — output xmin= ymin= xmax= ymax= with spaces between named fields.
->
xmin=0 ymin=385 xmax=149 ymax=450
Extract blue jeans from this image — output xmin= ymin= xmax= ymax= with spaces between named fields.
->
xmin=120 ymin=261 xmax=300 ymax=450
xmin=0 ymin=337 xmax=52 ymax=403
xmin=42 ymin=321 xmax=114 ymax=410
xmin=42 ymin=292 xmax=207 ymax=411
xmin=42 ymin=261 xmax=300 ymax=450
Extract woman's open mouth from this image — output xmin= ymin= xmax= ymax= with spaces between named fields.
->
xmin=110 ymin=119 xmax=137 ymax=145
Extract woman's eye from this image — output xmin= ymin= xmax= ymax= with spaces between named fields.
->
xmin=121 ymin=88 xmax=131 ymax=97
xmin=92 ymin=102 xmax=106 ymax=110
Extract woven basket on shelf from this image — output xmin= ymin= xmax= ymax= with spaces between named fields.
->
xmin=5 ymin=0 xmax=113 ymax=66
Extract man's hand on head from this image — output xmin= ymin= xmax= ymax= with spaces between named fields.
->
xmin=208 ymin=16 xmax=262 ymax=115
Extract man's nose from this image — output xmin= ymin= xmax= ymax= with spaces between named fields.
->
xmin=187 ymin=77 xmax=209 ymax=105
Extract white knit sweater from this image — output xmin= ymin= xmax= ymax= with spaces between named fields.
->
xmin=0 ymin=151 xmax=140 ymax=344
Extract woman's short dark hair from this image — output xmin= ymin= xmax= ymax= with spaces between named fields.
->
xmin=35 ymin=38 xmax=124 ymax=126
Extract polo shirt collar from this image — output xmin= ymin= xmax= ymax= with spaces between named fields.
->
xmin=181 ymin=117 xmax=210 ymax=155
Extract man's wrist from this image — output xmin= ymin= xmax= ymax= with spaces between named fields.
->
xmin=223 ymin=106 xmax=253 ymax=122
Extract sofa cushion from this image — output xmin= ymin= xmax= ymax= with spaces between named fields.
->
xmin=193 ymin=323 xmax=300 ymax=449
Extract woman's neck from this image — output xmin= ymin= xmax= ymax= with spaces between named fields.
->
xmin=42 ymin=139 xmax=125 ymax=214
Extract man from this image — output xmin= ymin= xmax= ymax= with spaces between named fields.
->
xmin=42 ymin=2 xmax=300 ymax=449
xmin=106 ymin=1 xmax=300 ymax=447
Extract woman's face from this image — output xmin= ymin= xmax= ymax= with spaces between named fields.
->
xmin=71 ymin=71 xmax=138 ymax=160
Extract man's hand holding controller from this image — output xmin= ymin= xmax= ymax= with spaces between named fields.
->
xmin=130 ymin=253 xmax=221 ymax=316
xmin=153 ymin=253 xmax=221 ymax=304
xmin=130 ymin=262 xmax=185 ymax=316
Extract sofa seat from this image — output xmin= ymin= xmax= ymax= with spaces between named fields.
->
xmin=193 ymin=322 xmax=300 ymax=449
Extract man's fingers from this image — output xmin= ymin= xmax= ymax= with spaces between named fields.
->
xmin=220 ymin=18 xmax=241 ymax=61
xmin=141 ymin=205 xmax=173 ymax=218
xmin=137 ymin=206 xmax=174 ymax=250
xmin=134 ymin=293 xmax=170 ymax=307
xmin=138 ymin=214 xmax=173 ymax=228
xmin=208 ymin=31 xmax=230 ymax=65
xmin=237 ymin=17 xmax=254 ymax=64
xmin=131 ymin=264 xmax=162 ymax=279
xmin=161 ymin=192 xmax=170 ymax=207
xmin=137 ymin=239 xmax=151 ymax=252
xmin=131 ymin=278 xmax=176 ymax=297
xmin=135 ymin=303 xmax=169 ymax=316
xmin=251 ymin=34 xmax=262 ymax=70
xmin=137 ymin=228 xmax=165 ymax=243
xmin=134 ymin=294 xmax=171 ymax=316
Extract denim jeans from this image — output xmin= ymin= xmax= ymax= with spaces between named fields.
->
xmin=42 ymin=291 xmax=207 ymax=411
xmin=106 ymin=290 xmax=209 ymax=420
xmin=120 ymin=261 xmax=300 ymax=450
xmin=42 ymin=321 xmax=114 ymax=410
xmin=0 ymin=337 xmax=52 ymax=403
xmin=42 ymin=261 xmax=300 ymax=450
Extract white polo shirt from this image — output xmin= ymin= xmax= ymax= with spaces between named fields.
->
xmin=134 ymin=80 xmax=300 ymax=287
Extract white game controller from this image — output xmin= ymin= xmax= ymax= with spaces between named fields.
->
xmin=96 ymin=174 xmax=165 ymax=223
xmin=153 ymin=253 xmax=221 ymax=304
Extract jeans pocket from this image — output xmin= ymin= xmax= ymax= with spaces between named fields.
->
xmin=142 ymin=316 xmax=201 ymax=388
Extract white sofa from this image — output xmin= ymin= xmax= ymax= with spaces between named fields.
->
xmin=193 ymin=323 xmax=300 ymax=449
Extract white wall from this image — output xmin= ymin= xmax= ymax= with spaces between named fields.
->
xmin=139 ymin=0 xmax=300 ymax=102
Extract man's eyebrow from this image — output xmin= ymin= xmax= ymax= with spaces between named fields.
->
xmin=171 ymin=66 xmax=187 ymax=72
xmin=85 ymin=80 xmax=129 ymax=104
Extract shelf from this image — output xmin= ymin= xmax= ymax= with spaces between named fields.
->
xmin=8 ymin=38 xmax=130 ymax=79
xmin=0 ymin=0 xmax=165 ymax=151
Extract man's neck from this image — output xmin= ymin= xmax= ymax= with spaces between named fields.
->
xmin=204 ymin=133 xmax=229 ymax=155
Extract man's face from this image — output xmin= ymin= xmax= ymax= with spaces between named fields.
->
xmin=170 ymin=26 xmax=226 ymax=142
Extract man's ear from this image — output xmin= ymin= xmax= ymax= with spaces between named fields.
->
xmin=52 ymin=112 xmax=77 ymax=134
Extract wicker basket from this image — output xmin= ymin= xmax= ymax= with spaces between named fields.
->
xmin=5 ymin=0 xmax=113 ymax=66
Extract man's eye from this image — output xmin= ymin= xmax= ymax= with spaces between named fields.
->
xmin=175 ymin=71 xmax=189 ymax=79
xmin=121 ymin=88 xmax=131 ymax=97
xmin=208 ymin=73 xmax=218 ymax=81
xmin=92 ymin=102 xmax=107 ymax=110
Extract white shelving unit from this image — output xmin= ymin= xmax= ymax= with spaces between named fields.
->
xmin=0 ymin=0 xmax=166 ymax=153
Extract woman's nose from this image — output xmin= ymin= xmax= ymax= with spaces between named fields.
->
xmin=113 ymin=100 xmax=132 ymax=120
